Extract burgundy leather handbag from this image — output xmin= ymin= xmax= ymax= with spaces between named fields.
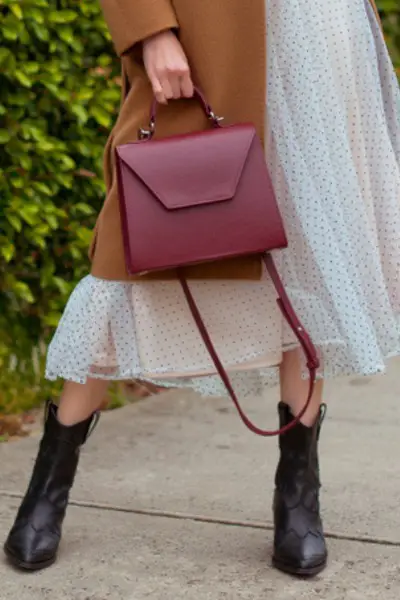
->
xmin=115 ymin=89 xmax=320 ymax=436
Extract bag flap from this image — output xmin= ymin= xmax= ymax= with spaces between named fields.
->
xmin=116 ymin=125 xmax=256 ymax=210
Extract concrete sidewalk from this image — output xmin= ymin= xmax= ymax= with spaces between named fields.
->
xmin=1 ymin=359 xmax=400 ymax=599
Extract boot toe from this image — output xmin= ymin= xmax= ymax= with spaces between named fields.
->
xmin=273 ymin=530 xmax=327 ymax=576
xmin=5 ymin=523 xmax=59 ymax=570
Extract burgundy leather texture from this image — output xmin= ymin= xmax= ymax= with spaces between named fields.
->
xmin=116 ymin=101 xmax=319 ymax=436
xmin=116 ymin=124 xmax=288 ymax=275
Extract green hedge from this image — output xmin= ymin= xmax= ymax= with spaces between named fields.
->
xmin=380 ymin=0 xmax=400 ymax=70
xmin=0 ymin=0 xmax=120 ymax=411
xmin=0 ymin=0 xmax=399 ymax=413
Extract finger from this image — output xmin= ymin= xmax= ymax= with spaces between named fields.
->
xmin=149 ymin=73 xmax=167 ymax=104
xmin=180 ymin=73 xmax=194 ymax=98
xmin=154 ymin=89 xmax=167 ymax=104
xmin=169 ymin=74 xmax=182 ymax=99
xmin=159 ymin=73 xmax=179 ymax=100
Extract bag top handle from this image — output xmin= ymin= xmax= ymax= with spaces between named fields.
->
xmin=139 ymin=87 xmax=224 ymax=140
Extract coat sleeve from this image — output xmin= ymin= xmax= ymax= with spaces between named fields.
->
xmin=100 ymin=0 xmax=179 ymax=57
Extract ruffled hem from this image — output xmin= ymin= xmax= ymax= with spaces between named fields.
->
xmin=45 ymin=275 xmax=400 ymax=398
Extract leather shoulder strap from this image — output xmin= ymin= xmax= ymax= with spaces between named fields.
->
xmin=178 ymin=253 xmax=319 ymax=436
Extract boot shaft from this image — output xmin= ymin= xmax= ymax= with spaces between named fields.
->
xmin=275 ymin=403 xmax=326 ymax=488
xmin=19 ymin=404 xmax=98 ymax=516
xmin=273 ymin=403 xmax=328 ymax=575
xmin=5 ymin=403 xmax=100 ymax=571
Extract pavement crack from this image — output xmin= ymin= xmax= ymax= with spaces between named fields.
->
xmin=1 ymin=489 xmax=399 ymax=549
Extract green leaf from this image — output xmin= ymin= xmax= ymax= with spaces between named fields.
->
xmin=10 ymin=177 xmax=25 ymax=189
xmin=90 ymin=106 xmax=111 ymax=128
xmin=6 ymin=214 xmax=22 ymax=233
xmin=30 ymin=21 xmax=50 ymax=42
xmin=13 ymin=282 xmax=35 ymax=304
xmin=20 ymin=28 xmax=31 ymax=45
xmin=3 ymin=18 xmax=22 ymax=41
xmin=76 ymin=88 xmax=94 ymax=102
xmin=0 ymin=48 xmax=12 ymax=65
xmin=0 ymin=130 xmax=11 ymax=144
xmin=24 ymin=7 xmax=45 ymax=24
xmin=53 ymin=277 xmax=71 ymax=295
xmin=43 ymin=313 xmax=61 ymax=328
xmin=75 ymin=202 xmax=95 ymax=216
xmin=20 ymin=155 xmax=33 ymax=170
xmin=58 ymin=155 xmax=76 ymax=170
xmin=58 ymin=27 xmax=75 ymax=44
xmin=10 ymin=4 xmax=24 ymax=20
xmin=19 ymin=211 xmax=38 ymax=227
xmin=8 ymin=93 xmax=31 ymax=107
xmin=71 ymin=104 xmax=88 ymax=124
xmin=1 ymin=243 xmax=15 ymax=263
xmin=24 ymin=62 xmax=40 ymax=75
xmin=55 ymin=174 xmax=73 ymax=189
xmin=70 ymin=246 xmax=82 ymax=260
xmin=33 ymin=182 xmax=52 ymax=196
xmin=8 ymin=106 xmax=25 ymax=121
xmin=48 ymin=11 xmax=78 ymax=24
xmin=29 ymin=0 xmax=48 ymax=8
xmin=76 ymin=227 xmax=93 ymax=246
xmin=14 ymin=70 xmax=33 ymax=88
xmin=36 ymin=140 xmax=55 ymax=152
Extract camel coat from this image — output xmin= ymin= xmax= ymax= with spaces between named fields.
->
xmin=93 ymin=0 xmax=382 ymax=282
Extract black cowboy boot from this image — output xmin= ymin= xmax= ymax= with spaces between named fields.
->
xmin=272 ymin=402 xmax=327 ymax=576
xmin=4 ymin=402 xmax=99 ymax=571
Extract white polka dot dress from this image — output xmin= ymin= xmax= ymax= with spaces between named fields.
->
xmin=46 ymin=0 xmax=400 ymax=396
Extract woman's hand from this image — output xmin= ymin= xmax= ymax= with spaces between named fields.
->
xmin=143 ymin=30 xmax=194 ymax=104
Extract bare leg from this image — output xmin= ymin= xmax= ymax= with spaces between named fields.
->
xmin=57 ymin=379 xmax=110 ymax=426
xmin=279 ymin=348 xmax=323 ymax=427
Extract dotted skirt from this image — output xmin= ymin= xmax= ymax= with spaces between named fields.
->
xmin=46 ymin=0 xmax=400 ymax=397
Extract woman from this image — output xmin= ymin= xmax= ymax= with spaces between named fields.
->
xmin=4 ymin=0 xmax=399 ymax=577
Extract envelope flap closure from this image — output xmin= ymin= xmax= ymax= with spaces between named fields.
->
xmin=116 ymin=125 xmax=256 ymax=210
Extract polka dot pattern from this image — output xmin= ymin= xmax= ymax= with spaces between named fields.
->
xmin=46 ymin=0 xmax=400 ymax=395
